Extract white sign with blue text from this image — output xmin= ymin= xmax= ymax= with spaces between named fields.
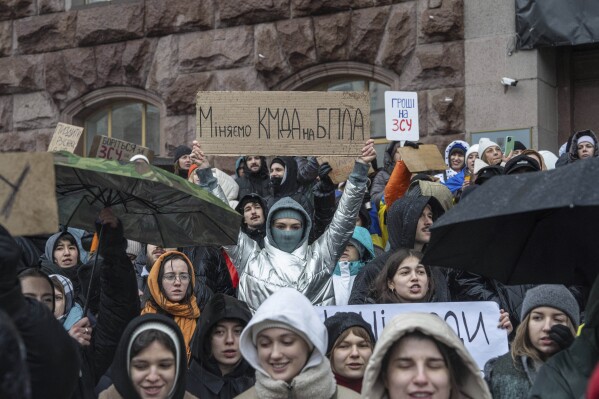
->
xmin=316 ymin=301 xmax=508 ymax=372
xmin=385 ymin=91 xmax=419 ymax=142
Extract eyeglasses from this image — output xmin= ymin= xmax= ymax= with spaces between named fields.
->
xmin=162 ymin=273 xmax=191 ymax=282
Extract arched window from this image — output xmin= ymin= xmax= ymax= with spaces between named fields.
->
xmin=83 ymin=101 xmax=160 ymax=156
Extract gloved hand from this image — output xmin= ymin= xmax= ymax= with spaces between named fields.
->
xmin=549 ymin=324 xmax=575 ymax=350
xmin=318 ymin=162 xmax=333 ymax=180
xmin=318 ymin=163 xmax=335 ymax=192
xmin=403 ymin=141 xmax=420 ymax=149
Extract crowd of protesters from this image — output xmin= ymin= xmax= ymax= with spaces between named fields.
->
xmin=1 ymin=128 xmax=599 ymax=399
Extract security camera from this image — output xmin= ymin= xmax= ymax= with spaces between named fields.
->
xmin=501 ymin=77 xmax=518 ymax=87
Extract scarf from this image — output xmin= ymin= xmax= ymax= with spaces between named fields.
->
xmin=141 ymin=251 xmax=200 ymax=361
xmin=333 ymin=372 xmax=362 ymax=394
xmin=254 ymin=358 xmax=337 ymax=399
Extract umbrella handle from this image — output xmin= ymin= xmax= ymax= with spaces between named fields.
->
xmin=82 ymin=224 xmax=104 ymax=317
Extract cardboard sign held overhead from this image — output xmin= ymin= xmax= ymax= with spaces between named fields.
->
xmin=0 ymin=152 xmax=58 ymax=236
xmin=385 ymin=91 xmax=419 ymax=142
xmin=48 ymin=123 xmax=84 ymax=153
xmin=398 ymin=144 xmax=447 ymax=172
xmin=196 ymin=91 xmax=370 ymax=156
xmin=89 ymin=135 xmax=154 ymax=162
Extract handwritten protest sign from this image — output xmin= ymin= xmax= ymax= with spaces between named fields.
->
xmin=385 ymin=91 xmax=419 ymax=141
xmin=0 ymin=153 xmax=58 ymax=236
xmin=398 ymin=144 xmax=447 ymax=172
xmin=196 ymin=91 xmax=370 ymax=156
xmin=317 ymin=156 xmax=374 ymax=185
xmin=89 ymin=135 xmax=154 ymax=162
xmin=316 ymin=301 xmax=508 ymax=371
xmin=47 ymin=123 xmax=84 ymax=153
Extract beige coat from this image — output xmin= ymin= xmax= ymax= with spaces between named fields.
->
xmin=360 ymin=313 xmax=492 ymax=399
xmin=99 ymin=384 xmax=199 ymax=399
xmin=235 ymin=384 xmax=360 ymax=399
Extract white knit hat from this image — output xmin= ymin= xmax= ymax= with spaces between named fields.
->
xmin=126 ymin=240 xmax=143 ymax=258
xmin=478 ymin=138 xmax=499 ymax=157
xmin=466 ymin=144 xmax=479 ymax=158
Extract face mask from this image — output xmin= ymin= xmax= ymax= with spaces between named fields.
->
xmin=270 ymin=228 xmax=303 ymax=253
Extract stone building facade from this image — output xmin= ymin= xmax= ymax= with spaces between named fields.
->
xmin=0 ymin=0 xmax=466 ymax=164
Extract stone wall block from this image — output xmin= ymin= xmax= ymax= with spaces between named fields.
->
xmin=146 ymin=35 xmax=179 ymax=96
xmin=0 ymin=95 xmax=13 ymax=132
xmin=44 ymin=47 xmax=96 ymax=109
xmin=275 ymin=18 xmax=317 ymax=71
xmin=38 ymin=0 xmax=65 ymax=14
xmin=0 ymin=55 xmax=44 ymax=94
xmin=398 ymin=41 xmax=464 ymax=90
xmin=213 ymin=67 xmax=268 ymax=90
xmin=0 ymin=0 xmax=36 ymax=21
xmin=164 ymin=72 xmax=216 ymax=115
xmin=313 ymin=12 xmax=350 ymax=62
xmin=162 ymin=115 xmax=189 ymax=155
xmin=145 ymin=0 xmax=213 ymax=36
xmin=94 ymin=42 xmax=126 ymax=88
xmin=76 ymin=3 xmax=144 ymax=46
xmin=218 ymin=0 xmax=289 ymax=27
xmin=427 ymin=87 xmax=465 ymax=135
xmin=417 ymin=89 xmax=428 ymax=137
xmin=377 ymin=2 xmax=416 ymax=73
xmin=178 ymin=26 xmax=253 ymax=73
xmin=16 ymin=12 xmax=76 ymax=54
xmin=418 ymin=0 xmax=463 ymax=43
xmin=0 ymin=21 xmax=12 ymax=57
xmin=0 ymin=132 xmax=36 ymax=151
xmin=13 ymin=91 xmax=58 ymax=131
xmin=349 ymin=7 xmax=389 ymax=61
xmin=254 ymin=23 xmax=291 ymax=88
xmin=122 ymin=39 xmax=158 ymax=88
xmin=291 ymin=0 xmax=351 ymax=17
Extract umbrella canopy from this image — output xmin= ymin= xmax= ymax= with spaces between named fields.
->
xmin=54 ymin=151 xmax=241 ymax=248
xmin=422 ymin=157 xmax=599 ymax=286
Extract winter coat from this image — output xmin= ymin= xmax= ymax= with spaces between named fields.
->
xmin=236 ymin=156 xmax=270 ymax=200
xmin=348 ymin=195 xmax=450 ymax=305
xmin=556 ymin=129 xmax=599 ymax=167
xmin=183 ymin=245 xmax=236 ymax=298
xmin=213 ymin=168 xmax=240 ymax=209
xmin=0 ymin=225 xmax=81 ymax=399
xmin=332 ymin=226 xmax=375 ymax=306
xmin=225 ymin=161 xmax=370 ymax=312
xmin=99 ymin=314 xmax=198 ymax=399
xmin=434 ymin=140 xmax=469 ymax=183
xmin=370 ymin=141 xmax=400 ymax=209
xmin=361 ymin=312 xmax=491 ymax=399
xmin=528 ymin=275 xmax=599 ymax=399
xmin=49 ymin=274 xmax=84 ymax=331
xmin=187 ymin=294 xmax=255 ymax=399
xmin=236 ymin=288 xmax=359 ymax=399
xmin=484 ymin=353 xmax=539 ymax=399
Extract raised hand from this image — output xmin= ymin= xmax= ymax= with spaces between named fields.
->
xmin=358 ymin=139 xmax=376 ymax=164
xmin=191 ymin=140 xmax=210 ymax=169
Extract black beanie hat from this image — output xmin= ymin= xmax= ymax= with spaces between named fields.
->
xmin=514 ymin=141 xmax=527 ymax=151
xmin=324 ymin=312 xmax=375 ymax=355
xmin=173 ymin=145 xmax=192 ymax=164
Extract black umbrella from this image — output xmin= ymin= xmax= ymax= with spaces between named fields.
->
xmin=422 ymin=157 xmax=599 ymax=286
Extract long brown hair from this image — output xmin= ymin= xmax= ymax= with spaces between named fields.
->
xmin=371 ymin=249 xmax=435 ymax=303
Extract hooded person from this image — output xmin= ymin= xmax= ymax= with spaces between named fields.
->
xmin=221 ymin=140 xmax=376 ymax=312
xmin=528 ymin=276 xmax=599 ymax=399
xmin=236 ymin=155 xmax=270 ymax=200
xmin=444 ymin=144 xmax=479 ymax=194
xmin=187 ymin=294 xmax=254 ymax=399
xmin=49 ymin=274 xmax=84 ymax=331
xmin=234 ymin=157 xmax=245 ymax=180
xmin=435 ymin=140 xmax=469 ymax=183
xmin=235 ymin=288 xmax=360 ymax=399
xmin=0 ymin=308 xmax=31 ymax=399
xmin=99 ymin=313 xmax=198 ymax=399
xmin=235 ymin=194 xmax=268 ymax=249
xmin=360 ymin=313 xmax=492 ymax=399
xmin=141 ymin=251 xmax=201 ymax=361
xmin=556 ymin=129 xmax=599 ymax=167
xmin=332 ymin=226 xmax=375 ymax=306
xmin=265 ymin=156 xmax=314 ymax=222
xmin=349 ymin=195 xmax=450 ymax=304
xmin=174 ymin=145 xmax=193 ymax=179
xmin=40 ymin=228 xmax=86 ymax=302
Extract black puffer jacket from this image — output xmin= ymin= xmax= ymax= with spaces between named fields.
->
xmin=187 ymin=294 xmax=255 ymax=399
xmin=236 ymin=156 xmax=270 ymax=200
xmin=528 ymin=276 xmax=599 ymax=399
xmin=183 ymin=246 xmax=236 ymax=299
xmin=349 ymin=195 xmax=450 ymax=304
xmin=0 ymin=225 xmax=80 ymax=399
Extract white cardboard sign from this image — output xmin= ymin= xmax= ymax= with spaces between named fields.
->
xmin=385 ymin=91 xmax=419 ymax=142
xmin=316 ymin=301 xmax=508 ymax=372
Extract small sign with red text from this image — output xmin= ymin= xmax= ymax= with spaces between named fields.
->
xmin=89 ymin=135 xmax=154 ymax=162
xmin=385 ymin=91 xmax=419 ymax=142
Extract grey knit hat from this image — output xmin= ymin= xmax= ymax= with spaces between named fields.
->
xmin=271 ymin=208 xmax=304 ymax=224
xmin=520 ymin=285 xmax=580 ymax=327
